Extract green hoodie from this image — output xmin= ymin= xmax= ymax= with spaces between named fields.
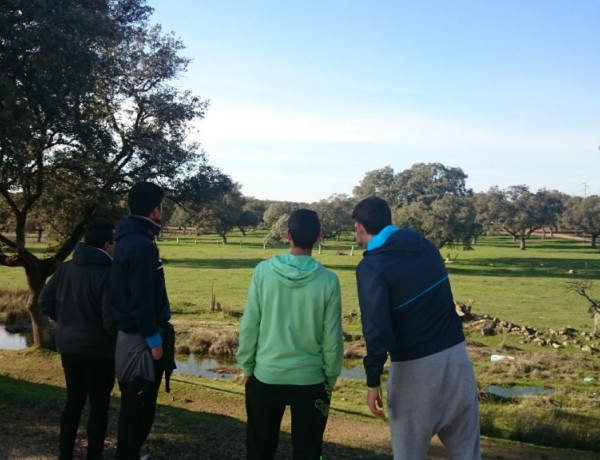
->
xmin=236 ymin=253 xmax=344 ymax=387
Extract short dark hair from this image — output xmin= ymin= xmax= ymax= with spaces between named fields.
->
xmin=352 ymin=196 xmax=392 ymax=235
xmin=128 ymin=182 xmax=164 ymax=216
xmin=84 ymin=219 xmax=114 ymax=248
xmin=288 ymin=209 xmax=320 ymax=250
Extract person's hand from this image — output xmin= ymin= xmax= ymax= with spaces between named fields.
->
xmin=243 ymin=375 xmax=250 ymax=384
xmin=366 ymin=387 xmax=385 ymax=419
xmin=324 ymin=382 xmax=333 ymax=400
xmin=151 ymin=344 xmax=163 ymax=360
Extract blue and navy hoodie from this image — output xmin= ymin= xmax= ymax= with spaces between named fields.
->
xmin=356 ymin=226 xmax=465 ymax=387
xmin=111 ymin=215 xmax=171 ymax=348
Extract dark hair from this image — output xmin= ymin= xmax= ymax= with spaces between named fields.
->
xmin=128 ymin=182 xmax=164 ymax=216
xmin=84 ymin=219 xmax=115 ymax=248
xmin=288 ymin=209 xmax=320 ymax=250
xmin=352 ymin=196 xmax=392 ymax=235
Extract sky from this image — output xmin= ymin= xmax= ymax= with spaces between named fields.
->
xmin=149 ymin=0 xmax=600 ymax=203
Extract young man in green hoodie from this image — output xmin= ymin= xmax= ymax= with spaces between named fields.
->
xmin=237 ymin=209 xmax=344 ymax=460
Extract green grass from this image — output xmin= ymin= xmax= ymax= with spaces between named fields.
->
xmin=4 ymin=231 xmax=599 ymax=333
xmin=4 ymin=232 xmax=600 ymax=454
xmin=448 ymin=235 xmax=600 ymax=331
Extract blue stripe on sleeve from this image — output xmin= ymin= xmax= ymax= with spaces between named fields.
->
xmin=392 ymin=275 xmax=449 ymax=311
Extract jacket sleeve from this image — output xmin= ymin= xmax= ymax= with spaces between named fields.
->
xmin=100 ymin=271 xmax=117 ymax=336
xmin=356 ymin=262 xmax=395 ymax=387
xmin=322 ymin=275 xmax=344 ymax=388
xmin=38 ymin=270 xmax=59 ymax=320
xmin=127 ymin=241 xmax=161 ymax=345
xmin=236 ymin=271 xmax=261 ymax=377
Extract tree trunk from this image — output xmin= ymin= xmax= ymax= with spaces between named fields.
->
xmin=25 ymin=262 xmax=56 ymax=349
xmin=519 ymin=236 xmax=526 ymax=250
xmin=220 ymin=233 xmax=228 ymax=244
xmin=592 ymin=234 xmax=598 ymax=249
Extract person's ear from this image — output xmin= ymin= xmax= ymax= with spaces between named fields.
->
xmin=316 ymin=232 xmax=323 ymax=244
xmin=102 ymin=240 xmax=115 ymax=255
xmin=149 ymin=204 xmax=161 ymax=220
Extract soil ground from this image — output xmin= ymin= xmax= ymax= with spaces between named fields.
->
xmin=2 ymin=349 xmax=600 ymax=460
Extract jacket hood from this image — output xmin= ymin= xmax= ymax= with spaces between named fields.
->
xmin=269 ymin=253 xmax=323 ymax=288
xmin=114 ymin=214 xmax=161 ymax=241
xmin=72 ymin=241 xmax=112 ymax=266
xmin=366 ymin=227 xmax=425 ymax=257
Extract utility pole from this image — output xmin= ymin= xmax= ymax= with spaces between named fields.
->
xmin=583 ymin=182 xmax=589 ymax=197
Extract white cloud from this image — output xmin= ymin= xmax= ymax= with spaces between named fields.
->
xmin=195 ymin=103 xmax=595 ymax=155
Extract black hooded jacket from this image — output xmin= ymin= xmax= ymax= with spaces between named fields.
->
xmin=39 ymin=241 xmax=116 ymax=358
xmin=356 ymin=227 xmax=465 ymax=387
xmin=111 ymin=215 xmax=171 ymax=342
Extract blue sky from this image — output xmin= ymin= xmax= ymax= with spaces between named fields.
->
xmin=150 ymin=1 xmax=599 ymax=202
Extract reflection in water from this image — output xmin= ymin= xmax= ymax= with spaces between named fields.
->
xmin=483 ymin=385 xmax=554 ymax=398
xmin=0 ymin=327 xmax=367 ymax=381
xmin=0 ymin=327 xmax=28 ymax=350
xmin=174 ymin=354 xmax=365 ymax=380
xmin=175 ymin=354 xmax=240 ymax=380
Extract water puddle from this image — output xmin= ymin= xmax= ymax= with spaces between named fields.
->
xmin=0 ymin=326 xmax=28 ymax=350
xmin=174 ymin=354 xmax=365 ymax=380
xmin=483 ymin=385 xmax=554 ymax=398
xmin=0 ymin=326 xmax=366 ymax=380
xmin=175 ymin=354 xmax=239 ymax=380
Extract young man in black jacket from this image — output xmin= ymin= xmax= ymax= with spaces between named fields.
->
xmin=39 ymin=219 xmax=116 ymax=460
xmin=111 ymin=181 xmax=174 ymax=460
xmin=352 ymin=196 xmax=481 ymax=460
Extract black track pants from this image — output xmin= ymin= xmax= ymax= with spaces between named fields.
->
xmin=244 ymin=376 xmax=330 ymax=460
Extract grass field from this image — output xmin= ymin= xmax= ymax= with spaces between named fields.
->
xmin=3 ymin=231 xmax=598 ymax=332
xmin=2 ymin=231 xmax=600 ymax=455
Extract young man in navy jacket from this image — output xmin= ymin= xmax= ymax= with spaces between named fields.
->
xmin=112 ymin=181 xmax=173 ymax=459
xmin=353 ymin=196 xmax=481 ymax=460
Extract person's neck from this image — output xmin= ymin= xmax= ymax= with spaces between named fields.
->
xmin=290 ymin=247 xmax=312 ymax=256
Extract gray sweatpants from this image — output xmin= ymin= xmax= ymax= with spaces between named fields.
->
xmin=387 ymin=342 xmax=481 ymax=460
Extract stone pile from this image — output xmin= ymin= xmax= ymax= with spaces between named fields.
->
xmin=455 ymin=302 xmax=599 ymax=353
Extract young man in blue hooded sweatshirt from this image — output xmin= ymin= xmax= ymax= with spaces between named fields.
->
xmin=237 ymin=209 xmax=344 ymax=460
xmin=352 ymin=196 xmax=481 ymax=460
xmin=111 ymin=181 xmax=173 ymax=459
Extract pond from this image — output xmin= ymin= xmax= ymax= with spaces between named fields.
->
xmin=173 ymin=353 xmax=366 ymax=380
xmin=0 ymin=326 xmax=29 ymax=350
xmin=0 ymin=326 xmax=366 ymax=380
xmin=482 ymin=385 xmax=554 ymax=398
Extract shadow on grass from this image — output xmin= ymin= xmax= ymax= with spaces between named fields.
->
xmin=446 ymin=257 xmax=600 ymax=279
xmin=162 ymin=254 xmax=600 ymax=279
xmin=163 ymin=257 xmax=266 ymax=270
xmin=0 ymin=375 xmax=393 ymax=459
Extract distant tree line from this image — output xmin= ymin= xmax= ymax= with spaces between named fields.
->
xmin=165 ymin=163 xmax=600 ymax=253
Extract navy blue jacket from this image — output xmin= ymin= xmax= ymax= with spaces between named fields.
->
xmin=39 ymin=241 xmax=116 ymax=358
xmin=111 ymin=215 xmax=171 ymax=346
xmin=356 ymin=226 xmax=465 ymax=387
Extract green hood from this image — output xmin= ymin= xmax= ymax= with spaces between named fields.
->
xmin=269 ymin=253 xmax=323 ymax=288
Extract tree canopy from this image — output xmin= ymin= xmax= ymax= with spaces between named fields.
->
xmin=561 ymin=195 xmax=600 ymax=248
xmin=0 ymin=0 xmax=228 ymax=347
xmin=354 ymin=163 xmax=476 ymax=248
